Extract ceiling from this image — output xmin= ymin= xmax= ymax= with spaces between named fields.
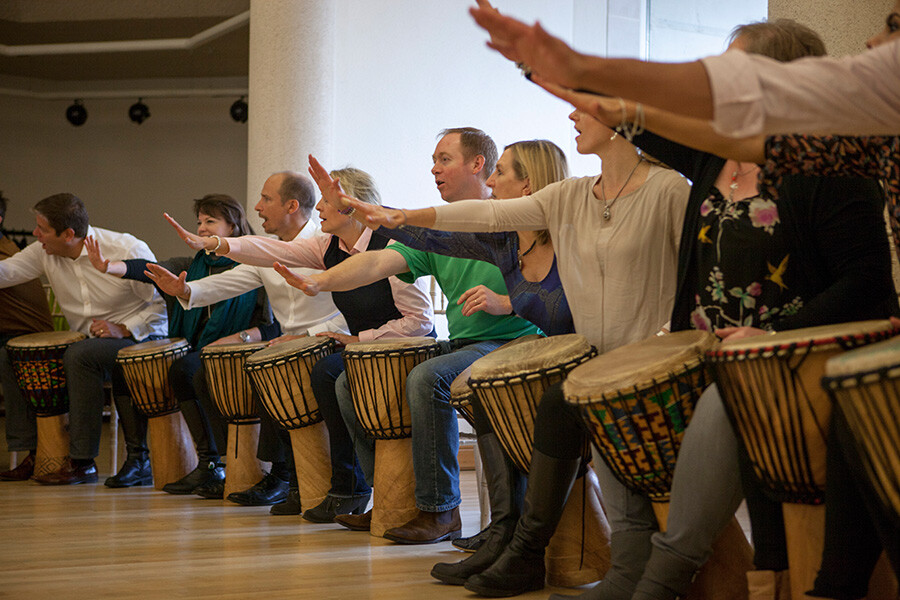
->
xmin=0 ymin=0 xmax=249 ymax=95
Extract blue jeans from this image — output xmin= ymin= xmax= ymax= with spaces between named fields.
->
xmin=337 ymin=339 xmax=504 ymax=512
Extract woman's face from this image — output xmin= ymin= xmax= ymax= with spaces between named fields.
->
xmin=569 ymin=109 xmax=615 ymax=155
xmin=867 ymin=5 xmax=900 ymax=49
xmin=197 ymin=212 xmax=234 ymax=238
xmin=315 ymin=195 xmax=353 ymax=236
xmin=486 ymin=149 xmax=531 ymax=199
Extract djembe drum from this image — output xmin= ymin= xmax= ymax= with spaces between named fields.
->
xmin=342 ymin=337 xmax=440 ymax=537
xmin=823 ymin=336 xmax=900 ymax=599
xmin=468 ymin=334 xmax=609 ymax=587
xmin=245 ymin=337 xmax=335 ymax=510
xmin=708 ymin=321 xmax=897 ymax=600
xmin=117 ymin=338 xmax=197 ymax=490
xmin=201 ymin=342 xmax=268 ymax=497
xmin=7 ymin=331 xmax=86 ymax=477
xmin=565 ymin=330 xmax=752 ymax=599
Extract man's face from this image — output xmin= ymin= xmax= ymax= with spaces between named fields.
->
xmin=430 ymin=133 xmax=480 ymax=202
xmin=32 ymin=213 xmax=73 ymax=257
xmin=254 ymin=174 xmax=291 ymax=235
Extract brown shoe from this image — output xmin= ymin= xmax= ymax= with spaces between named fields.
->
xmin=32 ymin=458 xmax=98 ymax=485
xmin=0 ymin=453 xmax=35 ymax=481
xmin=383 ymin=508 xmax=462 ymax=544
xmin=334 ymin=509 xmax=373 ymax=531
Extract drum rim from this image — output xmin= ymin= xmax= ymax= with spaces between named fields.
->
xmin=469 ymin=348 xmax=596 ymax=389
xmin=468 ymin=334 xmax=592 ymax=381
xmin=115 ymin=337 xmax=191 ymax=359
xmin=564 ymin=354 xmax=708 ymax=405
xmin=244 ymin=336 xmax=334 ymax=367
xmin=708 ymin=321 xmax=898 ymax=361
xmin=200 ymin=341 xmax=269 ymax=358
xmin=341 ymin=342 xmax=441 ymax=360
xmin=6 ymin=331 xmax=87 ymax=349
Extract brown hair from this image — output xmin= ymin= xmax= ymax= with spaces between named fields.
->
xmin=730 ymin=19 xmax=827 ymax=62
xmin=273 ymin=171 xmax=317 ymax=219
xmin=33 ymin=193 xmax=89 ymax=238
xmin=193 ymin=194 xmax=254 ymax=237
xmin=439 ymin=127 xmax=499 ymax=181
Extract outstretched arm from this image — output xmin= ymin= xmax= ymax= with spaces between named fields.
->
xmin=469 ymin=1 xmax=714 ymax=119
xmin=535 ymin=78 xmax=766 ymax=163
xmin=164 ymin=213 xmax=230 ymax=254
xmin=85 ymin=236 xmax=128 ymax=277
xmin=274 ymin=248 xmax=411 ymax=296
xmin=144 ymin=263 xmax=191 ymax=300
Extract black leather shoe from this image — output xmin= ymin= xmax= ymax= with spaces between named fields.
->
xmin=270 ymin=487 xmax=301 ymax=515
xmin=162 ymin=461 xmax=225 ymax=495
xmin=195 ymin=479 xmax=225 ymax=499
xmin=453 ymin=525 xmax=490 ymax=553
xmin=226 ymin=472 xmax=289 ymax=506
xmin=104 ymin=456 xmax=152 ymax=488
xmin=302 ymin=493 xmax=371 ymax=523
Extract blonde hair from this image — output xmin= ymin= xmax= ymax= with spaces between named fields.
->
xmin=329 ymin=167 xmax=382 ymax=206
xmin=505 ymin=140 xmax=568 ymax=245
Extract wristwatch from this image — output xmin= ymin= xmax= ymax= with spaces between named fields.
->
xmin=239 ymin=330 xmax=252 ymax=343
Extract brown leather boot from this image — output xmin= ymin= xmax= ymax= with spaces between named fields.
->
xmin=335 ymin=509 xmax=373 ymax=531
xmin=383 ymin=508 xmax=462 ymax=544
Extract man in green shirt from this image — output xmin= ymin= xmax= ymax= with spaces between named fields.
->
xmin=278 ymin=128 xmax=541 ymax=544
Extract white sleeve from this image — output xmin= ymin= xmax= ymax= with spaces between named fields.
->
xmin=0 ymin=243 xmax=44 ymax=288
xmin=182 ymin=263 xmax=264 ymax=309
xmin=703 ymin=43 xmax=900 ymax=137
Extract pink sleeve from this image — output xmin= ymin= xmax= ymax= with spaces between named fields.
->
xmin=224 ymin=235 xmax=330 ymax=270
xmin=356 ymin=275 xmax=435 ymax=341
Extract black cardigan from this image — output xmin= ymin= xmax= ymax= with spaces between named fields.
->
xmin=631 ymin=131 xmax=899 ymax=331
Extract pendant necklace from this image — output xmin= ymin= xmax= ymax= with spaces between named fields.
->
xmin=517 ymin=239 xmax=537 ymax=271
xmin=600 ymin=157 xmax=643 ymax=221
xmin=728 ymin=163 xmax=757 ymax=202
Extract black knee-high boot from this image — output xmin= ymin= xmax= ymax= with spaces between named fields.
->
xmin=464 ymin=448 xmax=580 ymax=597
xmin=431 ymin=432 xmax=526 ymax=584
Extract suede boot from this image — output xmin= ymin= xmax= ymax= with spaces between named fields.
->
xmin=548 ymin=529 xmax=655 ymax=600
xmin=464 ymin=449 xmax=580 ymax=597
xmin=431 ymin=433 xmax=526 ymax=585
xmin=632 ymin=545 xmax=700 ymax=600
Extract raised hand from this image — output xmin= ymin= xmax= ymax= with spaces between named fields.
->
xmin=469 ymin=1 xmax=585 ymax=90
xmin=273 ymin=262 xmax=322 ymax=296
xmin=144 ymin=263 xmax=191 ymax=299
xmin=84 ymin=236 xmax=110 ymax=273
xmin=164 ymin=213 xmax=214 ymax=252
xmin=457 ymin=284 xmax=513 ymax=317
xmin=308 ymin=155 xmax=355 ymax=211
xmin=532 ymin=76 xmax=626 ymax=129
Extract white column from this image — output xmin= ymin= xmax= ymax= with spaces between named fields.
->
xmin=769 ymin=0 xmax=883 ymax=57
xmin=246 ymin=0 xmax=335 ymax=228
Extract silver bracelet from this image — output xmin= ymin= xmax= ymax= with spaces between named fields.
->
xmin=398 ymin=208 xmax=409 ymax=227
xmin=206 ymin=235 xmax=222 ymax=255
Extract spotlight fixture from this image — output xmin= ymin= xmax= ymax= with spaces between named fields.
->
xmin=129 ymin=98 xmax=150 ymax=125
xmin=65 ymin=100 xmax=87 ymax=126
xmin=230 ymin=96 xmax=248 ymax=123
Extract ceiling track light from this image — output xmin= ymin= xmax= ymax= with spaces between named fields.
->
xmin=230 ymin=96 xmax=248 ymax=123
xmin=65 ymin=99 xmax=87 ymax=126
xmin=129 ymin=98 xmax=150 ymax=124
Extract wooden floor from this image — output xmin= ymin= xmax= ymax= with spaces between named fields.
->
xmin=0 ymin=417 xmax=578 ymax=600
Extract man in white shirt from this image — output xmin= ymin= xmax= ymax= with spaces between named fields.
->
xmin=0 ymin=193 xmax=168 ymax=485
xmin=148 ymin=171 xmax=347 ymax=510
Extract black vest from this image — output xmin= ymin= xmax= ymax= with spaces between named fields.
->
xmin=322 ymin=232 xmax=404 ymax=336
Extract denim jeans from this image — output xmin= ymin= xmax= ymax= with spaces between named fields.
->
xmin=337 ymin=339 xmax=504 ymax=512
xmin=1 ymin=336 xmax=35 ymax=452
xmin=64 ymin=337 xmax=148 ymax=460
xmin=311 ymin=351 xmax=370 ymax=497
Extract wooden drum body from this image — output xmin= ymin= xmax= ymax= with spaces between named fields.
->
xmin=201 ymin=342 xmax=268 ymax=497
xmin=565 ymin=330 xmax=752 ymax=600
xmin=708 ymin=321 xmax=897 ymax=600
xmin=7 ymin=331 xmax=86 ymax=476
xmin=245 ymin=337 xmax=335 ymax=509
xmin=469 ymin=334 xmax=609 ymax=587
xmin=117 ymin=338 xmax=197 ymax=490
xmin=342 ymin=337 xmax=440 ymax=537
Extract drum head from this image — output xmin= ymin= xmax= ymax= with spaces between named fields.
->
xmin=824 ymin=334 xmax=900 ymax=382
xmin=343 ymin=336 xmax=440 ymax=355
xmin=7 ymin=330 xmax=86 ymax=348
xmin=245 ymin=336 xmax=333 ymax=366
xmin=200 ymin=341 xmax=268 ymax=358
xmin=564 ymin=331 xmax=718 ymax=402
xmin=117 ymin=338 xmax=190 ymax=358
xmin=469 ymin=334 xmax=592 ymax=382
xmin=713 ymin=320 xmax=897 ymax=360
xmin=450 ymin=365 xmax=473 ymax=402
